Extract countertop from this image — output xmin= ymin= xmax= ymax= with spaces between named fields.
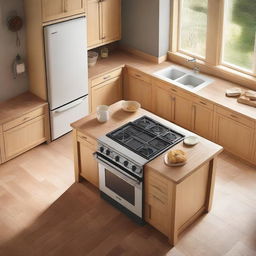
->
xmin=71 ymin=101 xmax=223 ymax=184
xmin=88 ymin=51 xmax=256 ymax=121
xmin=0 ymin=92 xmax=47 ymax=125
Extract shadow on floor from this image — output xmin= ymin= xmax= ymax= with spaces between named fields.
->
xmin=0 ymin=181 xmax=171 ymax=256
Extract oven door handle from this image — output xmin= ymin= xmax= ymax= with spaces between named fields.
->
xmin=94 ymin=153 xmax=141 ymax=186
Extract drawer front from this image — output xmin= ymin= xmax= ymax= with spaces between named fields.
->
xmin=4 ymin=115 xmax=46 ymax=160
xmin=216 ymin=106 xmax=254 ymax=128
xmin=193 ymin=97 xmax=214 ymax=110
xmin=148 ymin=177 xmax=168 ymax=196
xmin=3 ymin=107 xmax=44 ymax=131
xmin=77 ymin=132 xmax=97 ymax=147
xmin=91 ymin=68 xmax=122 ymax=87
xmin=128 ymin=68 xmax=151 ymax=83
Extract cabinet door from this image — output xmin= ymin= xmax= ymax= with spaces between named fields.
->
xmin=172 ymin=94 xmax=192 ymax=130
xmin=125 ymin=75 xmax=152 ymax=111
xmin=42 ymin=0 xmax=64 ymax=22
xmin=87 ymin=0 xmax=102 ymax=48
xmin=215 ymin=114 xmax=254 ymax=160
xmin=79 ymin=139 xmax=98 ymax=187
xmin=102 ymin=0 xmax=121 ymax=43
xmin=91 ymin=76 xmax=122 ymax=112
xmin=65 ymin=0 xmax=85 ymax=15
xmin=153 ymin=85 xmax=172 ymax=122
xmin=3 ymin=116 xmax=46 ymax=160
xmin=192 ymin=103 xmax=213 ymax=140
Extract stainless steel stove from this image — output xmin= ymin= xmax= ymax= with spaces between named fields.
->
xmin=94 ymin=116 xmax=185 ymax=224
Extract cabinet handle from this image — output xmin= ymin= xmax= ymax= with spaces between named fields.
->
xmin=193 ymin=105 xmax=196 ymax=130
xmin=81 ymin=136 xmax=87 ymax=140
xmin=230 ymin=114 xmax=238 ymax=119
xmin=172 ymin=96 xmax=176 ymax=120
xmin=23 ymin=117 xmax=30 ymax=121
xmin=171 ymin=88 xmax=177 ymax=93
xmin=153 ymin=195 xmax=165 ymax=204
xmin=103 ymin=75 xmax=111 ymax=80
xmin=135 ymin=74 xmax=141 ymax=78
xmin=152 ymin=184 xmax=164 ymax=193
xmin=199 ymin=101 xmax=207 ymax=105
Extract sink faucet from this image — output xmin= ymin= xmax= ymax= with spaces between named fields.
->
xmin=187 ymin=58 xmax=200 ymax=74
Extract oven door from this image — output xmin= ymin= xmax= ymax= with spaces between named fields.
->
xmin=96 ymin=155 xmax=143 ymax=218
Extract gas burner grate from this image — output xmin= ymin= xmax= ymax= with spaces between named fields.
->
xmin=107 ymin=116 xmax=185 ymax=160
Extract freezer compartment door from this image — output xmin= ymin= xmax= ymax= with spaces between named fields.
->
xmin=50 ymin=96 xmax=88 ymax=140
xmin=44 ymin=17 xmax=88 ymax=110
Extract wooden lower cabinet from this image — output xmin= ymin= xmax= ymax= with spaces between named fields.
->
xmin=192 ymin=103 xmax=214 ymax=140
xmin=77 ymin=133 xmax=99 ymax=187
xmin=215 ymin=112 xmax=254 ymax=161
xmin=91 ymin=76 xmax=122 ymax=112
xmin=3 ymin=116 xmax=47 ymax=161
xmin=172 ymin=93 xmax=192 ymax=130
xmin=144 ymin=160 xmax=214 ymax=245
xmin=152 ymin=83 xmax=172 ymax=121
xmin=124 ymin=69 xmax=152 ymax=111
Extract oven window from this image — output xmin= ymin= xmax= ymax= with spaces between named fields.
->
xmin=105 ymin=170 xmax=135 ymax=205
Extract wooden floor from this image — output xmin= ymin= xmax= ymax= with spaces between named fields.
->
xmin=0 ymin=134 xmax=255 ymax=256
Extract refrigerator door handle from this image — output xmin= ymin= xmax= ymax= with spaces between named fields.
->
xmin=54 ymin=97 xmax=87 ymax=114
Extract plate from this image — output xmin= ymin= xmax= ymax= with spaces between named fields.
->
xmin=122 ymin=101 xmax=141 ymax=112
xmin=184 ymin=136 xmax=199 ymax=146
xmin=164 ymin=154 xmax=186 ymax=167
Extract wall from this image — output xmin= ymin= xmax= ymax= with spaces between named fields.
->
xmin=121 ymin=0 xmax=170 ymax=58
xmin=0 ymin=0 xmax=28 ymax=102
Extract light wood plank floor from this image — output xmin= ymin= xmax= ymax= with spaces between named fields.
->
xmin=0 ymin=134 xmax=255 ymax=256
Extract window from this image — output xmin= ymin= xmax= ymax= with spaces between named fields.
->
xmin=222 ymin=0 xmax=256 ymax=73
xmin=179 ymin=0 xmax=208 ymax=58
xmin=170 ymin=0 xmax=256 ymax=80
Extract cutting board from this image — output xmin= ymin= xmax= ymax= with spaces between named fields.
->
xmin=237 ymin=96 xmax=256 ymax=107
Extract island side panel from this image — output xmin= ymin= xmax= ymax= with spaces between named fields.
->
xmin=205 ymin=157 xmax=217 ymax=212
xmin=173 ymin=161 xmax=211 ymax=239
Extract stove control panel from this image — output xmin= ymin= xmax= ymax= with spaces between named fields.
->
xmin=97 ymin=144 xmax=143 ymax=176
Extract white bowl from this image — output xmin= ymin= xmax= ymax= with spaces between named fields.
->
xmin=122 ymin=101 xmax=141 ymax=112
xmin=184 ymin=136 xmax=199 ymax=146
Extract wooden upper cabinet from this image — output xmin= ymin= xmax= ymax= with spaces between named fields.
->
xmin=42 ymin=0 xmax=85 ymax=23
xmin=102 ymin=0 xmax=121 ymax=43
xmin=87 ymin=0 xmax=101 ymax=48
xmin=87 ymin=0 xmax=121 ymax=49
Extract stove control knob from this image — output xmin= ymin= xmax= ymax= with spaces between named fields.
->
xmin=106 ymin=149 xmax=111 ymax=156
xmin=115 ymin=156 xmax=120 ymax=162
xmin=124 ymin=160 xmax=129 ymax=167
xmin=132 ymin=165 xmax=137 ymax=172
xmin=100 ymin=146 xmax=104 ymax=153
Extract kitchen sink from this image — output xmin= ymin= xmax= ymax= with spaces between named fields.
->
xmin=154 ymin=66 xmax=213 ymax=92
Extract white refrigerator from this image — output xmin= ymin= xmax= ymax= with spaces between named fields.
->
xmin=44 ymin=17 xmax=88 ymax=140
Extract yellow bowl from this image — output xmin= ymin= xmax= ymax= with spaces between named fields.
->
xmin=122 ymin=101 xmax=141 ymax=112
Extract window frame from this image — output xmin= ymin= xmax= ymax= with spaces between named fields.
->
xmin=169 ymin=0 xmax=256 ymax=88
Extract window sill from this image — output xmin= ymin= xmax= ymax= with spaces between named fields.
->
xmin=168 ymin=51 xmax=256 ymax=90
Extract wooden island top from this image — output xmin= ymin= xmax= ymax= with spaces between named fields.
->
xmin=71 ymin=101 xmax=223 ymax=184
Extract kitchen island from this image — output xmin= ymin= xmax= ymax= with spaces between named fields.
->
xmin=71 ymin=101 xmax=223 ymax=245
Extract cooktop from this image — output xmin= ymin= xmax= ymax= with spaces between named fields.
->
xmin=106 ymin=116 xmax=185 ymax=160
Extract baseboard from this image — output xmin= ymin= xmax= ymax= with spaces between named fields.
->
xmin=119 ymin=45 xmax=167 ymax=64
